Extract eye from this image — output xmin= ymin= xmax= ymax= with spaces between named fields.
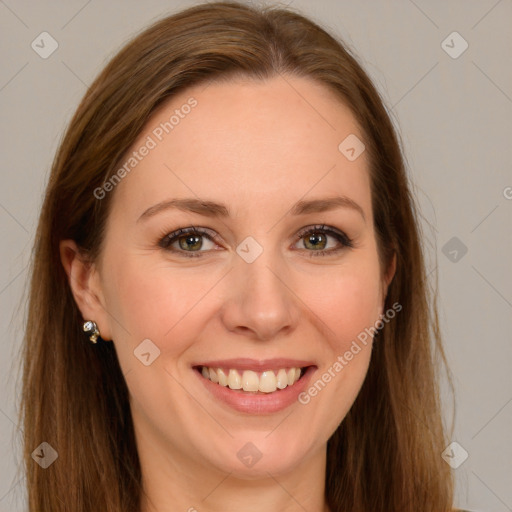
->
xmin=158 ymin=226 xmax=220 ymax=258
xmin=158 ymin=224 xmax=354 ymax=258
xmin=293 ymin=224 xmax=353 ymax=257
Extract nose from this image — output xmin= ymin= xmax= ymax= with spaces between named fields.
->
xmin=219 ymin=251 xmax=301 ymax=341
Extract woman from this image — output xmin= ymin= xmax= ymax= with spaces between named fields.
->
xmin=21 ymin=1 xmax=460 ymax=510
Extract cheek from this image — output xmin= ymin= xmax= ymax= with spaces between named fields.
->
xmin=102 ymin=235 xmax=383 ymax=361
xmin=295 ymin=270 xmax=380 ymax=446
xmin=304 ymin=262 xmax=383 ymax=353
xmin=102 ymin=256 xmax=223 ymax=356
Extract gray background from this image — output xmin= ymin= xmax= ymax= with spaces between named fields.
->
xmin=1 ymin=0 xmax=511 ymax=510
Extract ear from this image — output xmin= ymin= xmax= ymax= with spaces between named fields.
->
xmin=380 ymin=251 xmax=397 ymax=309
xmin=384 ymin=251 xmax=397 ymax=290
xmin=59 ymin=239 xmax=112 ymax=341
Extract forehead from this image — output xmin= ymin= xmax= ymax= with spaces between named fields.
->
xmin=110 ymin=74 xmax=371 ymax=220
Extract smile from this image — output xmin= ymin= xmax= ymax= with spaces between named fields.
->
xmin=192 ymin=359 xmax=316 ymax=414
xmin=200 ymin=366 xmax=304 ymax=393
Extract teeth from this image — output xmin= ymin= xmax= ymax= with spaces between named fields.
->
xmin=287 ymin=368 xmax=299 ymax=385
xmin=217 ymin=368 xmax=228 ymax=386
xmin=209 ymin=367 xmax=219 ymax=384
xmin=200 ymin=366 xmax=304 ymax=392
xmin=242 ymin=370 xmax=259 ymax=392
xmin=276 ymin=368 xmax=288 ymax=389
xmin=228 ymin=369 xmax=242 ymax=390
xmin=259 ymin=370 xmax=277 ymax=392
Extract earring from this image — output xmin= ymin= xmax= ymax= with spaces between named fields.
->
xmin=83 ymin=320 xmax=100 ymax=343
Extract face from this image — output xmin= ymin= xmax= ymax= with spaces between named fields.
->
xmin=72 ymin=75 xmax=394 ymax=481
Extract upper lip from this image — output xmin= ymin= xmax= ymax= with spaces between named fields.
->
xmin=193 ymin=358 xmax=316 ymax=371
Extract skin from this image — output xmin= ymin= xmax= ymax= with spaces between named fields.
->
xmin=61 ymin=74 xmax=396 ymax=512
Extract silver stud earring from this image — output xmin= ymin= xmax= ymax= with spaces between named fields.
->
xmin=83 ymin=320 xmax=100 ymax=343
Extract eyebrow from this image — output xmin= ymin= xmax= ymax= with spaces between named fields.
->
xmin=137 ymin=195 xmax=366 ymax=223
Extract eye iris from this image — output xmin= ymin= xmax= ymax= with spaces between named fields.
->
xmin=179 ymin=234 xmax=202 ymax=251
xmin=304 ymin=232 xmax=326 ymax=250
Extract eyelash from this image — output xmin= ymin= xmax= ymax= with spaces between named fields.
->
xmin=158 ymin=224 xmax=354 ymax=259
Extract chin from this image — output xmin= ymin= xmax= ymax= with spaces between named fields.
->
xmin=202 ymin=432 xmax=315 ymax=478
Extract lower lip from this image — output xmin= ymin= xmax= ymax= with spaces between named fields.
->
xmin=194 ymin=366 xmax=316 ymax=414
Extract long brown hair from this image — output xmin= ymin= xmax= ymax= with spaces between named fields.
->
xmin=20 ymin=2 xmax=455 ymax=510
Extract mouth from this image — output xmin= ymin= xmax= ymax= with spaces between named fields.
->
xmin=194 ymin=365 xmax=310 ymax=393
xmin=192 ymin=359 xmax=316 ymax=414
